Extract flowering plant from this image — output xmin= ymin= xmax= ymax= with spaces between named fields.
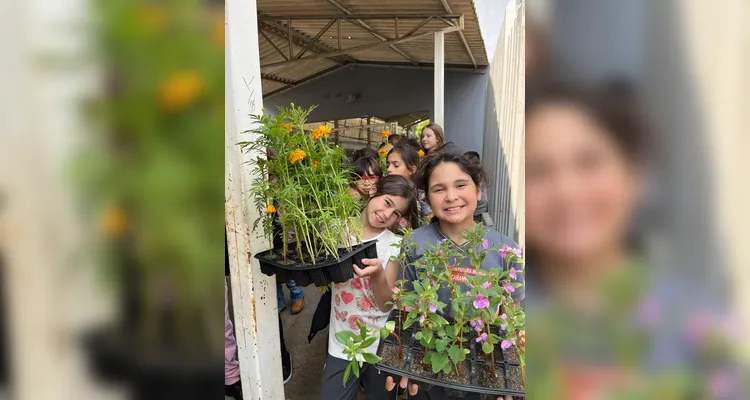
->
xmin=240 ymin=104 xmax=361 ymax=263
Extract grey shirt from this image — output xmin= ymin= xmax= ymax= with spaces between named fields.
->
xmin=398 ymin=223 xmax=525 ymax=320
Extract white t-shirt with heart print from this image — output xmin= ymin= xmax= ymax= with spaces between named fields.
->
xmin=327 ymin=229 xmax=401 ymax=361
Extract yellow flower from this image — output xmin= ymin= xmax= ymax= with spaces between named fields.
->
xmin=313 ymin=160 xmax=319 ymax=168
xmin=212 ymin=12 xmax=225 ymax=49
xmin=159 ymin=70 xmax=204 ymax=112
xmin=382 ymin=130 xmax=390 ymax=138
xmin=280 ymin=122 xmax=292 ymax=132
xmin=289 ymin=149 xmax=306 ymax=164
xmin=378 ymin=148 xmax=388 ymax=159
xmin=312 ymin=125 xmax=332 ymax=140
xmin=100 ymin=205 xmax=127 ymax=237
xmin=266 ymin=204 xmax=276 ymax=213
xmin=417 ymin=149 xmax=425 ymax=157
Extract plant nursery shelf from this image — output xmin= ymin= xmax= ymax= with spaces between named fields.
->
xmin=255 ymin=241 xmax=377 ymax=287
xmin=375 ymin=311 xmax=525 ymax=398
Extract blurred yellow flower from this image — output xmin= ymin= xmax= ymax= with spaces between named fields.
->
xmin=160 ymin=70 xmax=204 ymax=112
xmin=312 ymin=125 xmax=332 ymax=140
xmin=382 ymin=130 xmax=390 ymax=138
xmin=417 ymin=149 xmax=425 ymax=157
xmin=213 ymin=12 xmax=225 ymax=49
xmin=100 ymin=205 xmax=127 ymax=237
xmin=289 ymin=149 xmax=306 ymax=164
xmin=378 ymin=148 xmax=388 ymax=159
xmin=280 ymin=123 xmax=292 ymax=132
xmin=266 ymin=204 xmax=276 ymax=213
xmin=313 ymin=160 xmax=319 ymax=168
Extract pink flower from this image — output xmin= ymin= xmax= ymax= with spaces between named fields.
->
xmin=509 ymin=268 xmax=518 ymax=280
xmin=481 ymin=281 xmax=492 ymax=290
xmin=475 ymin=333 xmax=488 ymax=343
xmin=429 ymin=304 xmax=438 ymax=313
xmin=392 ymin=287 xmax=400 ymax=294
xmin=481 ymin=238 xmax=489 ymax=250
xmin=513 ymin=248 xmax=523 ymax=258
xmin=473 ymin=294 xmax=490 ymax=310
xmin=430 ymin=278 xmax=437 ymax=286
xmin=470 ymin=318 xmax=484 ymax=333
xmin=502 ymin=282 xmax=515 ymax=294
xmin=500 ymin=313 xmax=507 ymax=320
xmin=500 ymin=323 xmax=507 ymax=331
xmin=419 ymin=315 xmax=426 ymax=325
xmin=499 ymin=245 xmax=511 ymax=259
xmin=501 ymin=339 xmax=515 ymax=349
xmin=465 ymin=291 xmax=471 ymax=296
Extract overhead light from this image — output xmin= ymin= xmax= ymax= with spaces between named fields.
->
xmin=347 ymin=36 xmax=352 ymax=39
xmin=329 ymin=36 xmax=334 ymax=39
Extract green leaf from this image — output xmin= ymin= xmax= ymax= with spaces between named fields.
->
xmin=415 ymin=331 xmax=423 ymax=340
xmin=482 ymin=341 xmax=493 ymax=354
xmin=430 ymin=353 xmax=449 ymax=374
xmin=380 ymin=329 xmax=391 ymax=339
xmin=443 ymin=363 xmax=452 ymax=374
xmin=385 ymin=320 xmax=396 ymax=332
xmin=449 ymin=345 xmax=466 ymax=364
xmin=352 ymin=359 xmax=360 ymax=377
xmin=343 ymin=363 xmax=352 ymax=385
xmin=335 ymin=331 xmax=357 ymax=345
xmin=361 ymin=336 xmax=378 ymax=349
xmin=362 ymin=353 xmax=382 ymax=365
xmin=435 ymin=339 xmax=448 ymax=353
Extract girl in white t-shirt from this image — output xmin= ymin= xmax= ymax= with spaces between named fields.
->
xmin=321 ymin=175 xmax=418 ymax=400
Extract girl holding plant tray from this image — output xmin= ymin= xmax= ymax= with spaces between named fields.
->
xmin=354 ymin=148 xmax=526 ymax=400
xmin=320 ymin=175 xmax=419 ymax=400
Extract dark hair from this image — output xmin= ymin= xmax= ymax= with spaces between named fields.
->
xmin=421 ymin=123 xmax=445 ymax=152
xmin=353 ymin=146 xmax=378 ymax=161
xmin=388 ymin=133 xmax=402 ymax=145
xmin=464 ymin=151 xmax=481 ymax=162
xmin=350 ymin=157 xmax=382 ymax=181
xmin=387 ymin=145 xmax=419 ymax=179
xmin=369 ymin=175 xmax=419 ymax=230
xmin=526 ymin=81 xmax=649 ymax=162
xmin=406 ymin=138 xmax=420 ymax=150
xmin=418 ymin=145 xmax=487 ymax=210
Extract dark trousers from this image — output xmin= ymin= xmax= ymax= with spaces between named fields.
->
xmin=279 ymin=314 xmax=291 ymax=369
xmin=320 ymin=353 xmax=392 ymax=400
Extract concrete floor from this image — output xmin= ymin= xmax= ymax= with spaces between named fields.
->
xmin=279 ymin=284 xmax=328 ymax=400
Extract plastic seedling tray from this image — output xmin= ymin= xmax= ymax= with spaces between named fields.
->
xmin=255 ymin=241 xmax=377 ymax=287
xmin=375 ymin=311 xmax=525 ymax=398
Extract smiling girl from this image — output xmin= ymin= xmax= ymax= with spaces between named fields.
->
xmin=354 ymin=148 xmax=525 ymax=400
xmin=420 ymin=123 xmax=445 ymax=155
xmin=321 ymin=175 xmax=418 ymax=400
xmin=386 ymin=144 xmax=431 ymax=229
xmin=349 ymin=157 xmax=382 ymax=202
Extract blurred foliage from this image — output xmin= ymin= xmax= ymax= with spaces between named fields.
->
xmin=74 ymin=0 xmax=224 ymax=350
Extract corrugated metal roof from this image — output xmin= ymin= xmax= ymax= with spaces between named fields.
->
xmin=256 ymin=0 xmax=489 ymax=96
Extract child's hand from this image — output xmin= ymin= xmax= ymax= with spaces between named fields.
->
xmin=353 ymin=258 xmax=383 ymax=278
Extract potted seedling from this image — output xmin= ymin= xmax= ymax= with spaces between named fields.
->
xmin=78 ymin=2 xmax=224 ymax=398
xmin=339 ymin=225 xmax=526 ymax=397
xmin=240 ymin=104 xmax=375 ymax=287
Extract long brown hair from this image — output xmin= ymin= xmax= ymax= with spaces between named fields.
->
xmin=422 ymin=123 xmax=445 ymax=153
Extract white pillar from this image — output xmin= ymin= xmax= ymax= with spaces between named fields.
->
xmin=434 ymin=31 xmax=445 ymax=127
xmin=225 ymin=0 xmax=284 ymax=399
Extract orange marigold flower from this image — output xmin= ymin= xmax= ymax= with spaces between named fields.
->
xmin=289 ymin=149 xmax=306 ymax=164
xmin=378 ymin=148 xmax=388 ymax=159
xmin=159 ymin=70 xmax=204 ymax=112
xmin=382 ymin=130 xmax=390 ymax=138
xmin=417 ymin=149 xmax=425 ymax=157
xmin=313 ymin=160 xmax=319 ymax=168
xmin=266 ymin=204 xmax=276 ymax=213
xmin=100 ymin=205 xmax=127 ymax=237
xmin=312 ymin=124 xmax=332 ymax=140
xmin=279 ymin=122 xmax=292 ymax=132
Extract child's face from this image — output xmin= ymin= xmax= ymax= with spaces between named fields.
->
xmin=365 ymin=194 xmax=408 ymax=229
xmin=525 ymin=103 xmax=641 ymax=263
xmin=386 ymin=152 xmax=415 ymax=178
xmin=427 ymin=162 xmax=481 ymax=226
xmin=421 ymin=128 xmax=438 ymax=151
xmin=354 ymin=168 xmax=379 ymax=196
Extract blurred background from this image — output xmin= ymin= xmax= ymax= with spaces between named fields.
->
xmin=525 ymin=0 xmax=749 ymax=399
xmin=0 ymin=0 xmax=748 ymax=399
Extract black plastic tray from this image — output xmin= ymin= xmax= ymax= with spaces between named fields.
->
xmin=255 ymin=241 xmax=378 ymax=287
xmin=375 ymin=311 xmax=525 ymax=398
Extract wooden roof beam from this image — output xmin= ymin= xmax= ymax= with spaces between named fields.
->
xmin=326 ymin=0 xmax=420 ymax=66
xmin=261 ymin=73 xmax=298 ymax=86
xmin=258 ymin=20 xmax=356 ymax=66
xmin=438 ymin=0 xmax=477 ymax=69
